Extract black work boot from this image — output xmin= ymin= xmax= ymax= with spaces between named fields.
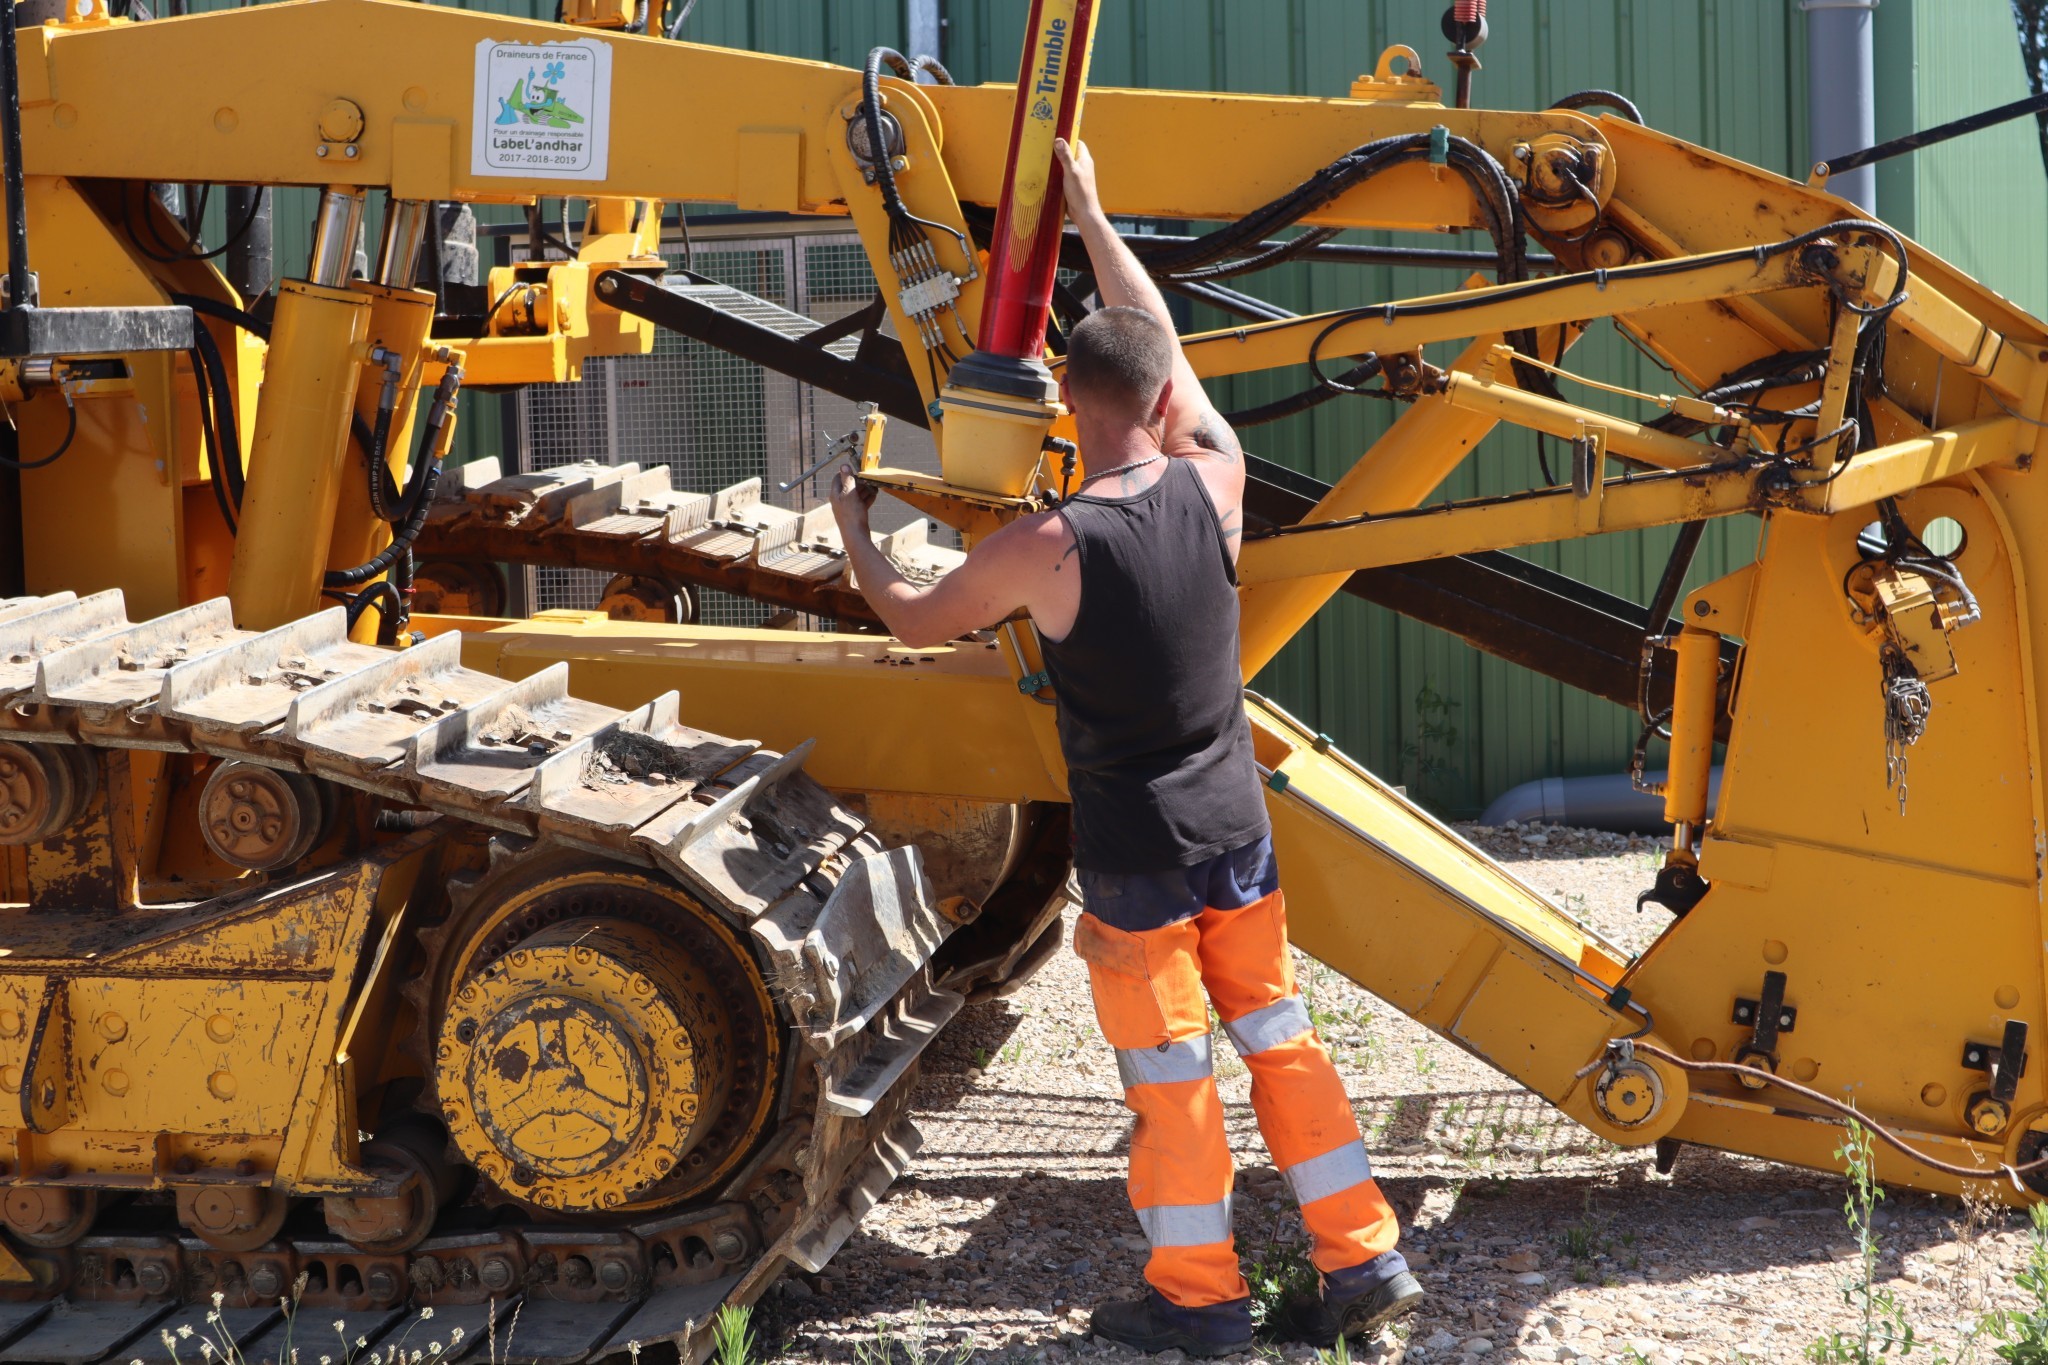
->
xmin=1090 ymin=1289 xmax=1255 ymax=1358
xmin=1279 ymin=1256 xmax=1425 ymax=1346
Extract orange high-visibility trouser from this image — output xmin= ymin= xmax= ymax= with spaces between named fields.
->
xmin=1075 ymin=887 xmax=1402 ymax=1308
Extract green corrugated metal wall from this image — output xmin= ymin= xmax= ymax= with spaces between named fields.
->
xmin=1875 ymin=0 xmax=2048 ymax=319
xmin=951 ymin=1 xmax=1813 ymax=814
xmin=182 ymin=0 xmax=2048 ymax=814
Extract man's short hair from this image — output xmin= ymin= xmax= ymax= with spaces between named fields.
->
xmin=1066 ymin=306 xmax=1174 ymax=420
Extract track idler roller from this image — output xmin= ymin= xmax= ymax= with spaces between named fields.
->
xmin=175 ymin=1184 xmax=291 ymax=1252
xmin=598 ymin=574 xmax=694 ymax=624
xmin=436 ymin=919 xmax=739 ymax=1214
xmin=0 ymin=1185 xmax=97 ymax=1248
xmin=198 ymin=761 xmax=332 ymax=871
xmin=324 ymin=1115 xmax=457 ymax=1254
xmin=0 ymin=742 xmax=96 ymax=845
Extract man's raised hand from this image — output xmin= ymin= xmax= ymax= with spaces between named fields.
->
xmin=828 ymin=462 xmax=877 ymax=539
xmin=1054 ymin=138 xmax=1100 ymax=220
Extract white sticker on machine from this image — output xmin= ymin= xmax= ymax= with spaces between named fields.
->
xmin=472 ymin=37 xmax=613 ymax=180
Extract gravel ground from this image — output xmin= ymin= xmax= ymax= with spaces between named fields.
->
xmin=753 ymin=825 xmax=2043 ymax=1365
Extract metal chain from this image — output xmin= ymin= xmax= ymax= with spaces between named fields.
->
xmin=1077 ymin=452 xmax=1164 ymax=487
xmin=1879 ymin=642 xmax=1932 ymax=815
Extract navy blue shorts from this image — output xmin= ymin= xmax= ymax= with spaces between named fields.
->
xmin=1075 ymin=833 xmax=1281 ymax=933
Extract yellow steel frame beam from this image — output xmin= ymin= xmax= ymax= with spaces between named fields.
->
xmin=1235 ymin=405 xmax=2022 ymax=584
xmin=16 ymin=4 xmax=1609 ymax=224
xmin=1238 ymin=456 xmax=1763 ymax=583
xmin=1176 ymin=243 xmax=1885 ymax=384
xmin=435 ymin=613 xmax=1070 ymax=804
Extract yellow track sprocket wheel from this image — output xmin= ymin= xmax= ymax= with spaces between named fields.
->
xmin=416 ymin=849 xmax=782 ymax=1218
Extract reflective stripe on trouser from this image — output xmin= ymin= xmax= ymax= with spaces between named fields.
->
xmin=1074 ymin=911 xmax=1246 ymax=1308
xmin=1200 ymin=891 xmax=1402 ymax=1276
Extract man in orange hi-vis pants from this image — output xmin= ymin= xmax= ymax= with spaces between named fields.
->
xmin=828 ymin=137 xmax=1421 ymax=1356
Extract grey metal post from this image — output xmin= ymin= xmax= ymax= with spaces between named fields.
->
xmin=1802 ymin=0 xmax=1880 ymax=212
xmin=907 ymin=0 xmax=940 ymax=70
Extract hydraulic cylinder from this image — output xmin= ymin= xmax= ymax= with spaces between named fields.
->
xmin=935 ymin=0 xmax=1097 ymax=496
xmin=1663 ymin=627 xmax=1722 ymax=829
xmin=225 ymin=278 xmax=372 ymax=630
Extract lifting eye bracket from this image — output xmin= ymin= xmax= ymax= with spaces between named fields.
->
xmin=1962 ymin=1020 xmax=2030 ymax=1103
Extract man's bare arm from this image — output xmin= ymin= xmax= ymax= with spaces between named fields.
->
xmin=829 ymin=466 xmax=1059 ymax=647
xmin=1055 ymin=139 xmax=1241 ymax=464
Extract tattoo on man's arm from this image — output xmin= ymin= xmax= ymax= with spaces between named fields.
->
xmin=1053 ymin=542 xmax=1080 ymax=572
xmin=1218 ymin=507 xmax=1243 ymax=546
xmin=1191 ymin=414 xmax=1242 ymax=464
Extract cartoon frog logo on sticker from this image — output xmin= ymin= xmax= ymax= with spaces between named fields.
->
xmin=496 ymin=59 xmax=586 ymax=129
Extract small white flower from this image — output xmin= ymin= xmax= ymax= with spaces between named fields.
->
xmin=448 ymin=1328 xmax=464 ymax=1345
xmin=199 ymin=1341 xmax=215 ymax=1360
xmin=320 ymin=1357 xmax=333 ymax=1365
xmin=206 ymin=1312 xmax=221 ymax=1325
xmin=334 ymin=1320 xmax=347 ymax=1335
xmin=411 ymin=1352 xmax=424 ymax=1364
xmin=356 ymin=1336 xmax=368 ymax=1349
xmin=418 ymin=1307 xmax=434 ymax=1321
xmin=428 ymin=1346 xmax=442 ymax=1358
xmin=160 ymin=1330 xmax=177 ymax=1351
xmin=178 ymin=1325 xmax=195 ymax=1339
xmin=212 ymin=1291 xmax=225 ymax=1309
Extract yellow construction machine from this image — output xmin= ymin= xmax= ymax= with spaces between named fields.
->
xmin=0 ymin=0 xmax=2040 ymax=1356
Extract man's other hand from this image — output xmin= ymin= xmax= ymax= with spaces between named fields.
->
xmin=1054 ymin=138 xmax=1100 ymax=220
xmin=829 ymin=462 xmax=877 ymax=539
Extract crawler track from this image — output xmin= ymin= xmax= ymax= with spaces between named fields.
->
xmin=0 ymin=589 xmax=984 ymax=1365
xmin=413 ymin=460 xmax=965 ymax=625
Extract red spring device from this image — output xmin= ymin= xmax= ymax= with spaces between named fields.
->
xmin=1454 ymin=0 xmax=1486 ymax=21
xmin=975 ymin=0 xmax=1099 ymax=361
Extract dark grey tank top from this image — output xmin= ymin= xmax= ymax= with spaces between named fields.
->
xmin=1039 ymin=458 xmax=1271 ymax=874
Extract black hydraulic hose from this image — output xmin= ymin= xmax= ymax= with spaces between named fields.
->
xmin=1160 ymin=225 xmax=1345 ymax=284
xmin=663 ymin=0 xmax=697 ymax=39
xmin=186 ymin=318 xmax=244 ymax=512
xmin=325 ymin=360 xmax=461 ymax=588
xmin=1549 ymin=89 xmax=1644 ymax=124
xmin=912 ymin=54 xmax=954 ymax=84
xmin=173 ymin=292 xmax=272 ymax=341
xmin=359 ymin=349 xmax=403 ymax=522
xmin=860 ymin=47 xmax=975 ymax=282
xmin=862 ymin=47 xmax=921 ymax=224
xmin=0 ymin=0 xmax=31 ymax=316
xmin=1139 ymin=133 xmax=1418 ymax=276
xmin=188 ymin=344 xmax=236 ymax=536
xmin=1223 ymin=358 xmax=1388 ymax=429
xmin=0 ymin=397 xmax=76 ymax=471
xmin=1160 ymin=276 xmax=1297 ymax=325
xmin=1644 ymin=519 xmax=1706 ymax=639
xmin=125 ymin=183 xmax=266 ymax=265
xmin=1142 ymin=132 xmax=1527 ymax=288
xmin=325 ymin=459 xmax=441 ymax=589
xmin=332 ymin=579 xmax=404 ymax=635
xmin=357 ymin=414 xmax=440 ymax=526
